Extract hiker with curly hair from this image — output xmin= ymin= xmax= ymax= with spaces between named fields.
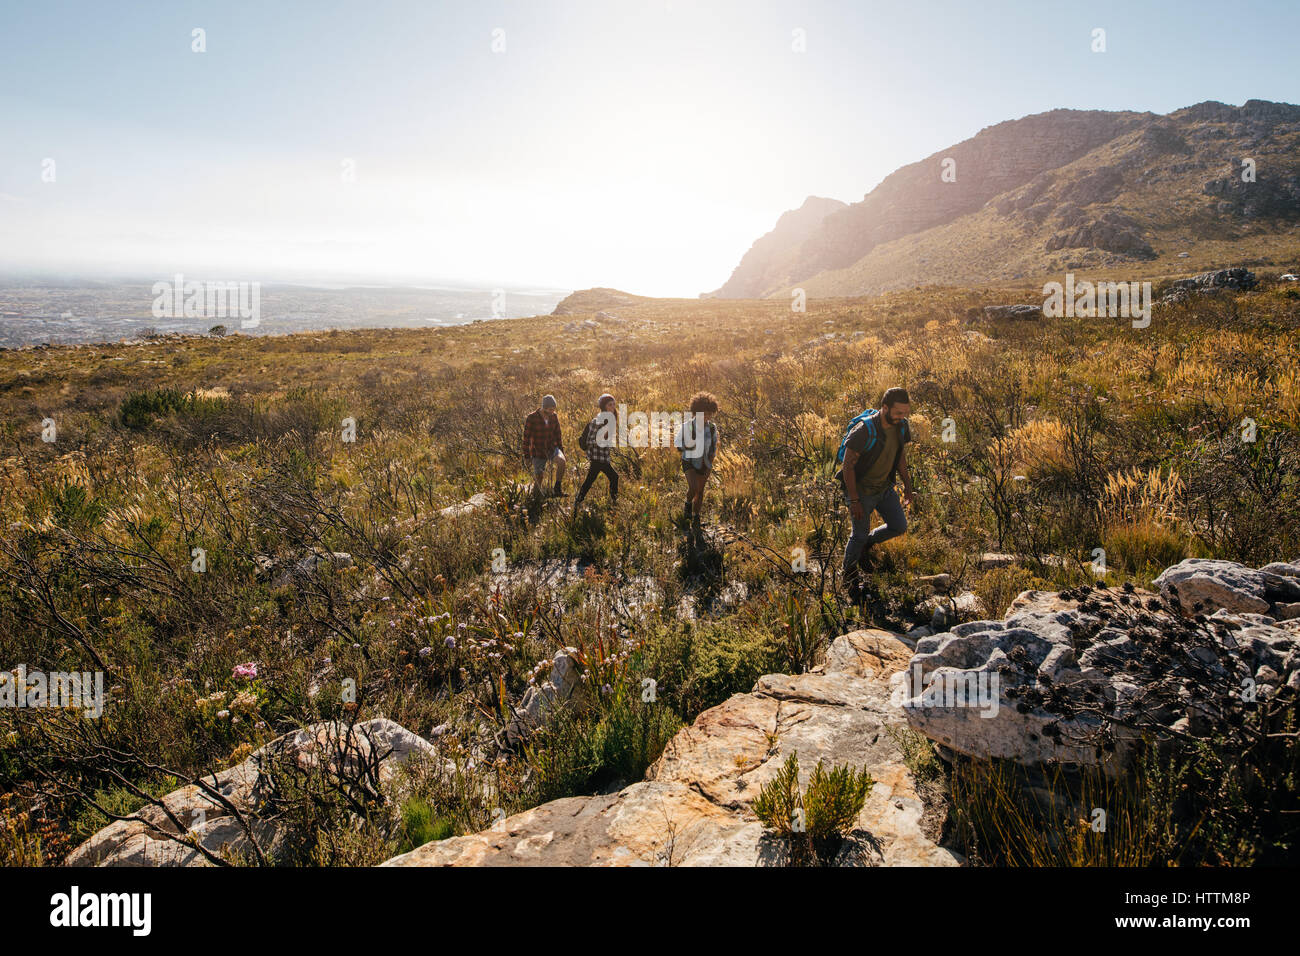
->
xmin=676 ymin=391 xmax=719 ymax=530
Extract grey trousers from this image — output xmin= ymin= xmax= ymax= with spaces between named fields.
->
xmin=842 ymin=485 xmax=907 ymax=576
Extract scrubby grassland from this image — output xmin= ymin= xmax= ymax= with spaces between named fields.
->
xmin=2 ymin=276 xmax=1299 ymax=865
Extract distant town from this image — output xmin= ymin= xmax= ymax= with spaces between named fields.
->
xmin=0 ymin=278 xmax=569 ymax=348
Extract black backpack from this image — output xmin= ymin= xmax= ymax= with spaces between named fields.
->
xmin=578 ymin=419 xmax=592 ymax=452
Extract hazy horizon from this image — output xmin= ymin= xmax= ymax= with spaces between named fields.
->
xmin=4 ymin=0 xmax=1300 ymax=297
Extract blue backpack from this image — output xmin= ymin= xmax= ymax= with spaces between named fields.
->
xmin=835 ymin=408 xmax=910 ymax=465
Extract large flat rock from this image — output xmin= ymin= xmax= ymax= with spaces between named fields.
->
xmin=382 ymin=781 xmax=763 ymax=867
xmin=383 ymin=628 xmax=961 ymax=867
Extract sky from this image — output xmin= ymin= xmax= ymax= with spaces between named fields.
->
xmin=2 ymin=0 xmax=1299 ymax=296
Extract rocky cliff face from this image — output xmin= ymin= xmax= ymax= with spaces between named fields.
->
xmin=711 ymin=100 xmax=1300 ymax=298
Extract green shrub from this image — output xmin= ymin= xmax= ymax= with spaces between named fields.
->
xmin=525 ymin=691 xmax=683 ymax=802
xmin=887 ymin=725 xmax=944 ymax=784
xmin=38 ymin=479 xmax=108 ymax=534
xmin=753 ymin=752 xmax=801 ymax=834
xmin=753 ymin=751 xmax=874 ymax=864
xmin=804 ymin=758 xmax=875 ymax=839
xmin=118 ymin=387 xmax=189 ymax=428
xmin=397 ymin=796 xmax=455 ymax=853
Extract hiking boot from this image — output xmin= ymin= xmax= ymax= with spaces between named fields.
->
xmin=552 ymin=486 xmax=568 ymax=497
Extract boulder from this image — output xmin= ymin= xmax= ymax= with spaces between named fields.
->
xmin=818 ymin=628 xmax=915 ymax=677
xmin=269 ymin=550 xmax=354 ymax=586
xmin=294 ymin=550 xmax=353 ymax=575
xmin=383 ymin=629 xmax=961 ymax=867
xmin=916 ymin=573 xmax=951 ymax=595
xmin=507 ymin=648 xmax=584 ymax=739
xmin=1259 ymin=560 xmax=1300 ymax=580
xmin=1276 ymin=602 xmax=1300 ymax=621
xmin=67 ymin=718 xmax=440 ymax=867
xmin=1153 ymin=557 xmax=1296 ymax=615
xmin=919 ymin=591 xmax=986 ymax=630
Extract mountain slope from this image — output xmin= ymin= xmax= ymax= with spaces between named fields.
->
xmin=709 ymin=196 xmax=847 ymax=298
xmin=713 ymin=100 xmax=1300 ymax=298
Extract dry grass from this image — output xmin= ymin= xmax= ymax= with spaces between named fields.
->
xmin=0 ymin=280 xmax=1297 ymax=865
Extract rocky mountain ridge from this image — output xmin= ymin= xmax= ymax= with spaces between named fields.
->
xmin=710 ymin=100 xmax=1300 ymax=298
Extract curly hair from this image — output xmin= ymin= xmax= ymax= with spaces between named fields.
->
xmin=688 ymin=391 xmax=719 ymax=414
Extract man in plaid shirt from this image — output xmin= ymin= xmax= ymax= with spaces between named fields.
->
xmin=574 ymin=392 xmax=619 ymax=507
xmin=523 ymin=394 xmax=566 ymax=497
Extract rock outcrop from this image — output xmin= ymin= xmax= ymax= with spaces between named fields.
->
xmin=439 ymin=492 xmax=490 ymax=518
xmin=1168 ymin=267 xmax=1258 ymax=294
xmin=1160 ymin=268 xmax=1259 ymax=304
xmin=551 ymin=288 xmax=651 ymax=316
xmin=901 ymin=559 xmax=1300 ymax=774
xmin=68 ymin=718 xmax=441 ymax=866
xmin=977 ymin=304 xmax=1042 ymax=321
xmin=256 ymin=549 xmax=354 ymax=588
xmin=919 ymin=591 xmax=987 ymax=630
xmin=383 ymin=629 xmax=961 ymax=866
xmin=1044 ymin=210 xmax=1156 ymax=259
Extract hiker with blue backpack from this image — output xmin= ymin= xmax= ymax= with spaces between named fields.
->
xmin=835 ymin=387 xmax=915 ymax=603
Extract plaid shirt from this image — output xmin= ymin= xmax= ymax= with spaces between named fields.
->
xmin=581 ymin=415 xmax=615 ymax=463
xmin=523 ymin=408 xmax=563 ymax=458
